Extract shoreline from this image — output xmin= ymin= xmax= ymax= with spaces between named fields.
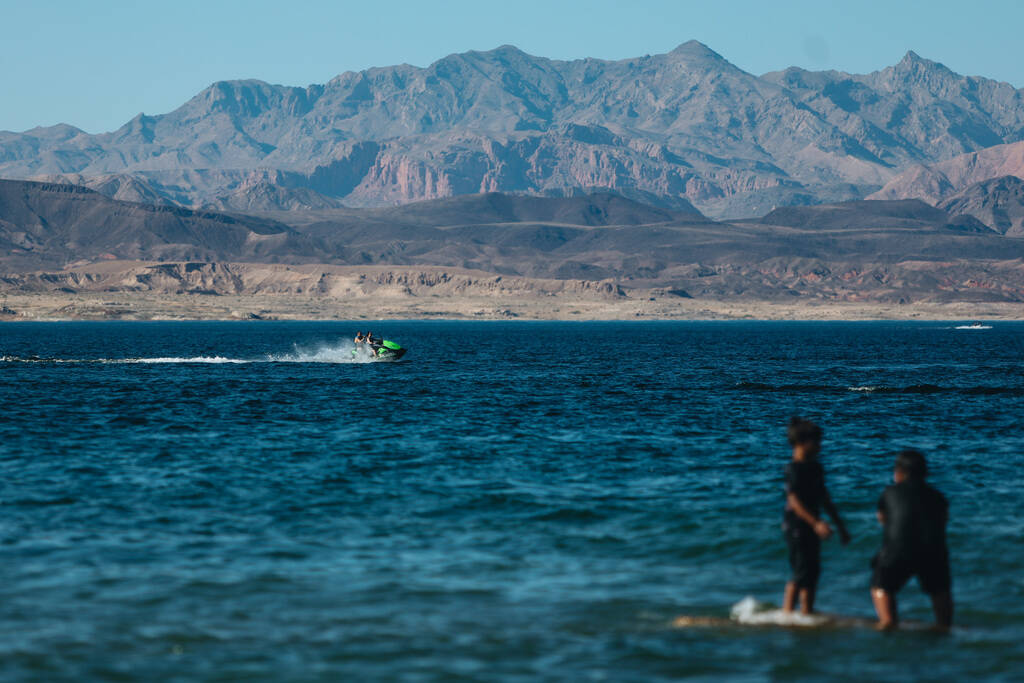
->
xmin=2 ymin=260 xmax=1022 ymax=322
xmin=2 ymin=292 xmax=1022 ymax=322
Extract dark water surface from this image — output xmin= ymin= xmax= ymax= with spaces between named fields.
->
xmin=1 ymin=321 xmax=1022 ymax=681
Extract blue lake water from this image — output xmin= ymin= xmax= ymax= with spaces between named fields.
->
xmin=1 ymin=321 xmax=1022 ymax=681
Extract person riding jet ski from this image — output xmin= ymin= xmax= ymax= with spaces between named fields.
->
xmin=351 ymin=331 xmax=407 ymax=361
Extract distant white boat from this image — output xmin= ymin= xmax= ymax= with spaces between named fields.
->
xmin=955 ymin=322 xmax=992 ymax=330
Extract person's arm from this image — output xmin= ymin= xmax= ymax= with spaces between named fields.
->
xmin=786 ymin=492 xmax=833 ymax=539
xmin=823 ymin=488 xmax=851 ymax=545
xmin=877 ymin=491 xmax=887 ymax=525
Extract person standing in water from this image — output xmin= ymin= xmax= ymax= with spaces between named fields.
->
xmin=870 ymin=450 xmax=953 ymax=630
xmin=781 ymin=418 xmax=851 ymax=615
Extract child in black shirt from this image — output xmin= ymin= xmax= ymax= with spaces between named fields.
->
xmin=782 ymin=418 xmax=850 ymax=614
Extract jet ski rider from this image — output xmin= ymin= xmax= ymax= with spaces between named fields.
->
xmin=353 ymin=331 xmax=383 ymax=357
xmin=365 ymin=332 xmax=383 ymax=354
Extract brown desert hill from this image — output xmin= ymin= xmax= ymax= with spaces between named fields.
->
xmin=869 ymin=140 xmax=1024 ymax=203
xmin=757 ymin=199 xmax=992 ymax=232
xmin=4 ymin=181 xmax=1024 ymax=304
xmin=937 ymin=176 xmax=1024 ymax=236
xmin=0 ymin=179 xmax=321 ymax=269
xmin=0 ymin=183 xmax=706 ymax=278
xmin=287 ymin=191 xmax=701 ymax=230
xmin=281 ymin=194 xmax=1024 ymax=283
xmin=539 ymin=211 xmax=1018 ymax=278
xmin=268 ymin=192 xmax=707 ymax=279
xmin=371 ymin=190 xmax=703 ymax=226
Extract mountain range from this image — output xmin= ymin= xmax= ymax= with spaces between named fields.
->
xmin=3 ymin=42 xmax=1024 ymax=218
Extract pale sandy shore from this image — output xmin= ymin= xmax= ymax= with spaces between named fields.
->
xmin=2 ymin=291 xmax=1022 ymax=322
xmin=1 ymin=261 xmax=1021 ymax=321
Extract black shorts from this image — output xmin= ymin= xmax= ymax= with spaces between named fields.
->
xmin=871 ymin=550 xmax=951 ymax=595
xmin=785 ymin=526 xmax=821 ymax=590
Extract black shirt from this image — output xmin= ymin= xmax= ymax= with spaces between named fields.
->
xmin=877 ymin=480 xmax=948 ymax=562
xmin=784 ymin=460 xmax=826 ymax=532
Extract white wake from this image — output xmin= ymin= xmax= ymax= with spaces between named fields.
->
xmin=2 ymin=341 xmax=387 ymax=365
xmin=130 ymin=356 xmax=251 ymax=364
xmin=267 ymin=341 xmax=379 ymax=364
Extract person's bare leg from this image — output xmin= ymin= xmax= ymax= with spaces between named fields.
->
xmin=872 ymin=588 xmax=898 ymax=630
xmin=930 ymin=592 xmax=953 ymax=630
xmin=799 ymin=587 xmax=816 ymax=614
xmin=783 ymin=582 xmax=797 ymax=612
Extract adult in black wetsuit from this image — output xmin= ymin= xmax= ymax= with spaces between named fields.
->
xmin=871 ymin=449 xmax=953 ymax=630
xmin=781 ymin=418 xmax=850 ymax=615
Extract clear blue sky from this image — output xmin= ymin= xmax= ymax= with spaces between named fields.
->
xmin=2 ymin=0 xmax=1021 ymax=134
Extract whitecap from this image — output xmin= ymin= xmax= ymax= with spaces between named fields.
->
xmin=730 ymin=596 xmax=831 ymax=627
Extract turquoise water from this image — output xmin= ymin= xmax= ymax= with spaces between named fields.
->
xmin=1 ymin=321 xmax=1022 ymax=680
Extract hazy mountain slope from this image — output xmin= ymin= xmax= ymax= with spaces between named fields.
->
xmin=2 ymin=43 xmax=1023 ymax=217
xmin=869 ymin=140 xmax=1024 ymax=203
xmin=28 ymin=173 xmax=179 ymax=206
xmin=202 ymin=172 xmax=346 ymax=212
xmin=937 ymin=176 xmax=1024 ymax=236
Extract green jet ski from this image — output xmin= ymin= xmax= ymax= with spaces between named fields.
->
xmin=353 ymin=339 xmax=407 ymax=361
xmin=372 ymin=340 xmax=406 ymax=361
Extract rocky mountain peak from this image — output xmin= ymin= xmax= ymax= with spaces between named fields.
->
xmin=668 ymin=40 xmax=724 ymax=60
xmin=480 ymin=44 xmax=532 ymax=60
xmin=890 ymin=49 xmax=956 ymax=81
